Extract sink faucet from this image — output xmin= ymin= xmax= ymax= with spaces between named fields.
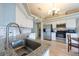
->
xmin=5 ymin=23 xmax=22 ymax=50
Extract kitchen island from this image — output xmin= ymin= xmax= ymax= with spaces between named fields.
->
xmin=0 ymin=35 xmax=50 ymax=56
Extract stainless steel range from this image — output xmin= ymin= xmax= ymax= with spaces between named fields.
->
xmin=56 ymin=23 xmax=66 ymax=38
xmin=56 ymin=30 xmax=66 ymax=38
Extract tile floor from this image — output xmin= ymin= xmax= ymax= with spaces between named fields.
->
xmin=49 ymin=40 xmax=79 ymax=56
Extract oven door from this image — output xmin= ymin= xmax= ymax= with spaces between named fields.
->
xmin=56 ymin=31 xmax=66 ymax=38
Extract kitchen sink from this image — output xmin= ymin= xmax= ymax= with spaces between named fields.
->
xmin=12 ymin=39 xmax=41 ymax=56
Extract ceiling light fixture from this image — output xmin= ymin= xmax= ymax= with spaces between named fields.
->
xmin=48 ymin=3 xmax=60 ymax=16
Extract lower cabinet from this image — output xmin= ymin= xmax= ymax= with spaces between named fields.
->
xmin=52 ymin=32 xmax=56 ymax=40
xmin=42 ymin=48 xmax=49 ymax=56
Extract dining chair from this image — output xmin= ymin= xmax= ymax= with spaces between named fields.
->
xmin=67 ymin=34 xmax=79 ymax=54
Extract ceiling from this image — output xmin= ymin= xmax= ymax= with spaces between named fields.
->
xmin=24 ymin=3 xmax=79 ymax=19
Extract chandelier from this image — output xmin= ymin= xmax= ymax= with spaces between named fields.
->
xmin=48 ymin=3 xmax=60 ymax=16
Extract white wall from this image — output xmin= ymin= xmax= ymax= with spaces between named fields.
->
xmin=16 ymin=5 xmax=33 ymax=28
xmin=0 ymin=3 xmax=16 ymax=26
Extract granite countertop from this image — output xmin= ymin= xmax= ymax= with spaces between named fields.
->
xmin=0 ymin=35 xmax=51 ymax=56
xmin=27 ymin=40 xmax=50 ymax=56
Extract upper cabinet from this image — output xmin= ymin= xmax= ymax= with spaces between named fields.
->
xmin=66 ymin=19 xmax=76 ymax=29
xmin=44 ymin=18 xmax=77 ymax=30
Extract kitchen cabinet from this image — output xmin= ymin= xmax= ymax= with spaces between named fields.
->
xmin=52 ymin=32 xmax=56 ymax=40
xmin=42 ymin=48 xmax=49 ymax=56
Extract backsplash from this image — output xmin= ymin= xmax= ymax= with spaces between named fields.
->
xmin=0 ymin=27 xmax=6 ymax=39
xmin=0 ymin=26 xmax=32 ymax=52
xmin=0 ymin=27 xmax=32 ymax=38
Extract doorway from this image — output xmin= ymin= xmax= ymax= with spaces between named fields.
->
xmin=36 ymin=22 xmax=41 ymax=39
